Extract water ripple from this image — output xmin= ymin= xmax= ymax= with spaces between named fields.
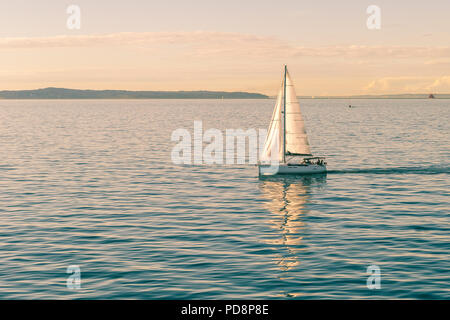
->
xmin=0 ymin=99 xmax=449 ymax=299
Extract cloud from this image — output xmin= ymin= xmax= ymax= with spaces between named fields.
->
xmin=364 ymin=76 xmax=450 ymax=93
xmin=427 ymin=76 xmax=450 ymax=92
xmin=424 ymin=58 xmax=450 ymax=66
xmin=291 ymin=45 xmax=450 ymax=59
xmin=1 ymin=31 xmax=449 ymax=59
xmin=0 ymin=32 xmax=256 ymax=47
xmin=2 ymin=32 xmax=449 ymax=94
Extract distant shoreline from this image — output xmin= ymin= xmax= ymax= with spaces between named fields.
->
xmin=296 ymin=94 xmax=450 ymax=99
xmin=0 ymin=87 xmax=268 ymax=99
xmin=0 ymin=87 xmax=448 ymax=99
xmin=2 ymin=97 xmax=449 ymax=100
xmin=296 ymin=97 xmax=450 ymax=99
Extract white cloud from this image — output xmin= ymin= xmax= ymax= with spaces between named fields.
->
xmin=427 ymin=76 xmax=450 ymax=92
xmin=0 ymin=31 xmax=449 ymax=59
xmin=364 ymin=76 xmax=450 ymax=93
xmin=424 ymin=58 xmax=450 ymax=66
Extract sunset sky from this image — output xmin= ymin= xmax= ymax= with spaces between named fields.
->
xmin=1 ymin=0 xmax=449 ymax=95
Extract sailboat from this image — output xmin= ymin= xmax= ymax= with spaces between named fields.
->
xmin=259 ymin=66 xmax=326 ymax=175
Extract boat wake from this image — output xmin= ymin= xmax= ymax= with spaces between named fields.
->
xmin=327 ymin=165 xmax=449 ymax=175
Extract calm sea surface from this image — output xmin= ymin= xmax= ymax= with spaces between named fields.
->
xmin=0 ymin=99 xmax=449 ymax=299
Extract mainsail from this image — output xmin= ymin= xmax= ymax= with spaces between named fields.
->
xmin=261 ymin=67 xmax=311 ymax=164
xmin=285 ymin=69 xmax=311 ymax=156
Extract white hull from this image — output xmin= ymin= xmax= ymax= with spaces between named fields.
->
xmin=259 ymin=164 xmax=327 ymax=176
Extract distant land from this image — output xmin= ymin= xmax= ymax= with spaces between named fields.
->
xmin=0 ymin=88 xmax=449 ymax=99
xmin=299 ymin=94 xmax=450 ymax=99
xmin=0 ymin=87 xmax=268 ymax=99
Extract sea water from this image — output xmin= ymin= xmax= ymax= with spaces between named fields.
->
xmin=0 ymin=99 xmax=448 ymax=299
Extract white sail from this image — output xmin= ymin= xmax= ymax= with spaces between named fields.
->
xmin=260 ymin=86 xmax=283 ymax=162
xmin=259 ymin=66 xmax=326 ymax=175
xmin=285 ymin=70 xmax=311 ymax=156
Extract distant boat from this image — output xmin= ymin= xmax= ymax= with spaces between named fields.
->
xmin=429 ymin=94 xmax=435 ymax=99
xmin=259 ymin=66 xmax=326 ymax=175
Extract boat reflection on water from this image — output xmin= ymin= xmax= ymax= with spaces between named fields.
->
xmin=259 ymin=174 xmax=326 ymax=273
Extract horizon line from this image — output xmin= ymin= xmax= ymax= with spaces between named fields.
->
xmin=0 ymin=87 xmax=449 ymax=100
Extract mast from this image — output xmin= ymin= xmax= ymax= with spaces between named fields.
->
xmin=283 ymin=65 xmax=287 ymax=163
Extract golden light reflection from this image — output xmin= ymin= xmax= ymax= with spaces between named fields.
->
xmin=259 ymin=175 xmax=326 ymax=272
